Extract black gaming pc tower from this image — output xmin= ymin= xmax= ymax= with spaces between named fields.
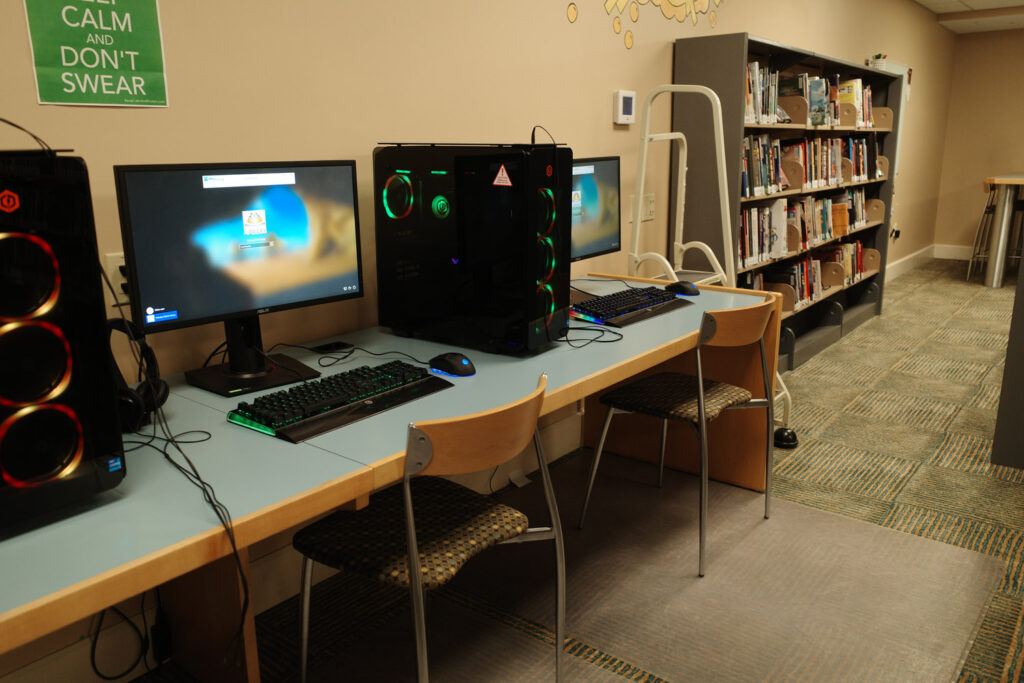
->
xmin=0 ymin=151 xmax=126 ymax=524
xmin=373 ymin=144 xmax=572 ymax=354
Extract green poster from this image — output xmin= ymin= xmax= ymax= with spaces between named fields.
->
xmin=24 ymin=0 xmax=167 ymax=107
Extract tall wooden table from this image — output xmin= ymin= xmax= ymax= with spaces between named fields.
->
xmin=983 ymin=173 xmax=1024 ymax=288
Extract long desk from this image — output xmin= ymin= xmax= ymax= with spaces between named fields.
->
xmin=0 ymin=281 xmax=779 ymax=681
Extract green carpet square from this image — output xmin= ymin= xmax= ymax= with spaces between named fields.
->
xmin=968 ymin=384 xmax=1002 ymax=410
xmin=929 ymin=433 xmax=1023 ymax=483
xmin=958 ymin=594 xmax=1024 ymax=682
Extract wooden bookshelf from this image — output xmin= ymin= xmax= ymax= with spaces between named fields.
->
xmin=670 ymin=33 xmax=902 ymax=370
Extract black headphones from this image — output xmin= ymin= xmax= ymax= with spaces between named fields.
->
xmin=108 ymin=318 xmax=169 ymax=433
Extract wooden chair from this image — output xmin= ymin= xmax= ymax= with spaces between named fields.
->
xmin=577 ymin=295 xmax=775 ymax=577
xmin=292 ymin=374 xmax=565 ymax=682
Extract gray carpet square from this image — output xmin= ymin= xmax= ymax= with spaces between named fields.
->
xmin=772 ymin=438 xmax=919 ymax=500
xmin=947 ymin=405 xmax=998 ymax=441
xmin=890 ymin=353 xmax=992 ymax=385
xmin=813 ymin=412 xmax=945 ymax=462
xmin=896 ymin=464 xmax=1024 ymax=530
xmin=843 ymin=390 xmax=960 ymax=432
xmin=928 ymin=326 xmax=1009 ymax=351
xmin=872 ymin=370 xmax=980 ymax=404
xmin=789 ymin=356 xmax=887 ymax=386
xmin=914 ymin=338 xmax=1007 ymax=365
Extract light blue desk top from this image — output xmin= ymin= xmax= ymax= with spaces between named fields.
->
xmin=0 ymin=280 xmax=764 ymax=648
xmin=0 ymin=393 xmax=366 ymax=622
xmin=176 ymin=284 xmax=763 ymax=468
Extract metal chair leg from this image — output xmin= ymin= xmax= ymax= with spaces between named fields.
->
xmin=657 ymin=418 xmax=668 ymax=488
xmin=698 ymin=419 xmax=708 ymax=578
xmin=299 ymin=556 xmax=313 ymax=683
xmin=968 ymin=190 xmax=997 ymax=281
xmin=578 ymin=407 xmax=617 ymax=529
xmin=409 ymin=580 xmax=429 ymax=682
xmin=765 ymin=387 xmax=774 ymax=520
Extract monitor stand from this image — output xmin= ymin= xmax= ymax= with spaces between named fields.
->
xmin=184 ymin=315 xmax=320 ymax=397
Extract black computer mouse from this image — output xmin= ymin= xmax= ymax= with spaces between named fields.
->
xmin=428 ymin=352 xmax=476 ymax=377
xmin=665 ymin=280 xmax=700 ymax=296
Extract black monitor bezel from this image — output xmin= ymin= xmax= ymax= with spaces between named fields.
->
xmin=569 ymin=155 xmax=622 ymax=263
xmin=113 ymin=158 xmax=365 ymax=336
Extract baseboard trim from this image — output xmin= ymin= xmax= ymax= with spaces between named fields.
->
xmin=932 ymin=244 xmax=973 ymax=260
xmin=886 ymin=245 xmax=937 ymax=279
xmin=885 ymin=243 xmax=971 ymax=280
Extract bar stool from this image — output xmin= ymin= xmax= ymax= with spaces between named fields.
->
xmin=967 ymin=189 xmax=996 ymax=281
xmin=969 ymin=190 xmax=1024 ymax=281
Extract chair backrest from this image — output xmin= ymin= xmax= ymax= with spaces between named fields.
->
xmin=404 ymin=374 xmax=547 ymax=478
xmin=697 ymin=293 xmax=775 ymax=349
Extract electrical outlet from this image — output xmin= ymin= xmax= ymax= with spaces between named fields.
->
xmin=642 ymin=194 xmax=656 ymax=222
xmin=103 ymin=252 xmax=129 ymax=306
xmin=627 ymin=194 xmax=656 ymax=222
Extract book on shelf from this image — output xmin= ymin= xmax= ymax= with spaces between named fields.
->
xmin=745 ymin=61 xmax=779 ymax=124
xmin=838 ymin=78 xmax=863 ymax=126
xmin=764 ymin=256 xmax=822 ymax=310
xmin=786 ymin=195 xmax=835 ymax=248
xmin=808 ymin=77 xmax=828 ymax=126
xmin=742 ymin=134 xmax=788 ymax=197
xmin=828 ymin=74 xmax=841 ymax=126
xmin=831 ymin=201 xmax=850 ymax=236
xmin=818 ymin=240 xmax=865 ymax=285
xmin=738 ymin=198 xmax=787 ymax=267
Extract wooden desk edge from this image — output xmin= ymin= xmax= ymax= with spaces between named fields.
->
xmin=0 ymin=465 xmax=375 ymax=655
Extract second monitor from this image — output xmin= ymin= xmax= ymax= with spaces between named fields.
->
xmin=115 ymin=159 xmax=364 ymax=396
xmin=570 ymin=156 xmax=621 ymax=262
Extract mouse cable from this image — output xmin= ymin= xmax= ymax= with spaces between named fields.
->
xmin=570 ymin=277 xmax=649 ymax=296
xmin=310 ymin=344 xmax=432 ymax=369
xmin=555 ymin=325 xmax=624 ymax=348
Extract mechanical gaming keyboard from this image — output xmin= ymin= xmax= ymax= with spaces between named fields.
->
xmin=570 ymin=286 xmax=689 ymax=327
xmin=227 ymin=360 xmax=453 ymax=443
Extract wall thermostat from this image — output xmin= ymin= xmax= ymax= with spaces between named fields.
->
xmin=613 ymin=90 xmax=636 ymax=125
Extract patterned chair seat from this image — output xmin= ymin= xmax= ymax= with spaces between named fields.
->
xmin=293 ymin=476 xmax=529 ymax=590
xmin=600 ymin=372 xmax=753 ymax=423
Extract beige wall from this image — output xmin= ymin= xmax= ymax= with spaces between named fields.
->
xmin=1 ymin=0 xmax=955 ymax=377
xmin=935 ymin=28 xmax=1024 ymax=248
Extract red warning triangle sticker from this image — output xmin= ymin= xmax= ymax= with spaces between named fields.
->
xmin=492 ymin=164 xmax=513 ymax=187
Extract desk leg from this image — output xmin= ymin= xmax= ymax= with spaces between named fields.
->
xmin=162 ymin=549 xmax=260 ymax=683
xmin=985 ymin=185 xmax=1018 ymax=288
